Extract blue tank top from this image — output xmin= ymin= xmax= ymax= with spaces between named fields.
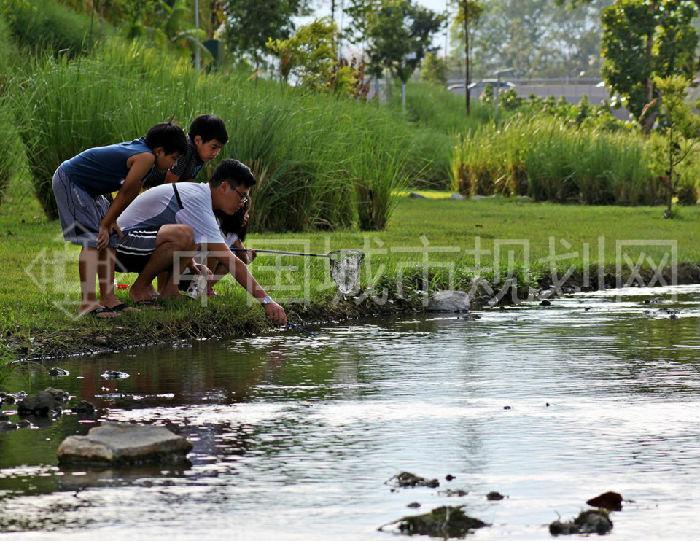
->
xmin=61 ymin=138 xmax=152 ymax=196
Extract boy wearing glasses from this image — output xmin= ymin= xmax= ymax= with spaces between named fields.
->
xmin=114 ymin=159 xmax=287 ymax=326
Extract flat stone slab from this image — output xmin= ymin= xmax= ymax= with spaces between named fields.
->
xmin=57 ymin=423 xmax=192 ymax=465
xmin=427 ymin=290 xmax=470 ymax=313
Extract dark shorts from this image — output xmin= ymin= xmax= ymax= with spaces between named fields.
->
xmin=52 ymin=166 xmax=116 ymax=248
xmin=115 ymin=228 xmax=160 ymax=273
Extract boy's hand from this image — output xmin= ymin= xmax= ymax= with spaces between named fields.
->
xmin=191 ymin=262 xmax=213 ymax=280
xmin=264 ymin=301 xmax=287 ymax=326
xmin=96 ymin=222 xmax=123 ymax=251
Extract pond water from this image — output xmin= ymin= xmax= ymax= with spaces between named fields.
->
xmin=1 ymin=285 xmax=700 ymax=540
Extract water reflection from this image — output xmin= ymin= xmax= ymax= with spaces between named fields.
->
xmin=0 ymin=285 xmax=698 ymax=540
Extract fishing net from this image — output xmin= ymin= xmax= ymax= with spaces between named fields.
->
xmin=329 ymin=250 xmax=365 ymax=295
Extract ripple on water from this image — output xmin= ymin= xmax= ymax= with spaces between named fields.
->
xmin=0 ymin=286 xmax=699 ymax=540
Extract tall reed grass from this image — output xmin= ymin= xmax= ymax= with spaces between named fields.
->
xmin=387 ymin=81 xmax=501 ymax=188
xmin=0 ymin=17 xmax=28 ymax=208
xmin=7 ymin=39 xmax=422 ymax=230
xmin=452 ymin=116 xmax=669 ymax=205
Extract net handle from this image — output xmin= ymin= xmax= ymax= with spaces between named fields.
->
xmin=233 ymin=248 xmax=361 ymax=260
xmin=232 ymin=248 xmax=331 ymax=258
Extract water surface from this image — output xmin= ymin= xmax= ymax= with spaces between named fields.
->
xmin=1 ymin=285 xmax=699 ymax=540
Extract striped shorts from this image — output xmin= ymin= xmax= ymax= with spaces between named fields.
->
xmin=52 ymin=166 xmax=115 ymax=248
xmin=115 ymin=228 xmax=160 ymax=273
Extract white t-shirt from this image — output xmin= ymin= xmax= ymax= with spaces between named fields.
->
xmin=117 ymin=182 xmax=225 ymax=245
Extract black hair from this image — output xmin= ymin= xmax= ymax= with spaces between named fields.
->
xmin=144 ymin=122 xmax=188 ymax=155
xmin=189 ymin=114 xmax=229 ymax=145
xmin=210 ymin=158 xmax=256 ymax=189
xmin=215 ymin=199 xmax=249 ymax=242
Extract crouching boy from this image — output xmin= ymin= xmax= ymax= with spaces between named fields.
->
xmin=52 ymin=122 xmax=188 ymax=317
xmin=115 ymin=159 xmax=287 ymax=326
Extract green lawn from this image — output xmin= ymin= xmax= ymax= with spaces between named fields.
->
xmin=1 ymin=176 xmax=698 ymax=362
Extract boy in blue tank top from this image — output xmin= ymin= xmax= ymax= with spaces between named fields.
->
xmin=52 ymin=122 xmax=188 ymax=317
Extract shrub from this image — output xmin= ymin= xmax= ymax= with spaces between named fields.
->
xmin=1 ymin=0 xmax=108 ymax=56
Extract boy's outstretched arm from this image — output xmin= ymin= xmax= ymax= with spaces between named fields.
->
xmin=96 ymin=152 xmax=155 ymax=250
xmin=205 ymin=242 xmax=287 ymax=326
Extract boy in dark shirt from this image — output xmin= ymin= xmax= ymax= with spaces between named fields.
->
xmin=52 ymin=122 xmax=188 ymax=317
xmin=142 ymin=114 xmax=228 ymax=188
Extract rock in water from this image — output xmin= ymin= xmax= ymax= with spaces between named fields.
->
xmin=384 ymin=505 xmax=488 ymax=538
xmin=549 ymin=509 xmax=612 ymax=536
xmin=586 ymin=491 xmax=623 ymax=511
xmin=17 ymin=389 xmax=67 ymax=416
xmin=388 ymin=472 xmax=440 ymax=489
xmin=427 ymin=291 xmax=470 ymax=313
xmin=57 ymin=423 xmax=191 ymax=465
xmin=70 ymin=400 xmax=97 ymax=416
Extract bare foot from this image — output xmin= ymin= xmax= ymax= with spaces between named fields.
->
xmin=100 ymin=295 xmax=122 ymax=309
xmin=129 ymin=286 xmax=158 ymax=303
xmin=159 ymin=283 xmax=183 ymax=300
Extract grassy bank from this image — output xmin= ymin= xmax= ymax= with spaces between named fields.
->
xmin=1 ymin=173 xmax=698 ymax=363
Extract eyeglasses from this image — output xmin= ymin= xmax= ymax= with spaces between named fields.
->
xmin=233 ymin=187 xmax=249 ymax=204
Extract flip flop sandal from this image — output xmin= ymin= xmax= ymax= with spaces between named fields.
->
xmin=134 ymin=299 xmax=162 ymax=309
xmin=83 ymin=306 xmax=118 ymax=318
xmin=109 ymin=303 xmax=140 ymax=313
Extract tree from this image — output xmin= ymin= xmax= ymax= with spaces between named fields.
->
xmin=365 ymin=0 xmax=444 ymax=111
xmin=343 ymin=0 xmax=380 ymax=47
xmin=453 ymin=0 xmax=483 ymax=115
xmin=224 ymin=0 xmax=308 ymax=72
xmin=653 ymin=75 xmax=700 ymax=216
xmin=420 ymin=51 xmax=448 ymax=85
xmin=601 ymin=0 xmax=697 ymax=132
xmin=267 ymin=17 xmax=360 ymax=95
xmin=449 ymin=0 xmax=609 ymax=79
xmin=122 ymin=0 xmax=213 ymax=64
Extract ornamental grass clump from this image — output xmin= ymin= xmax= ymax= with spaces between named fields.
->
xmin=451 ymin=116 xmax=661 ymax=205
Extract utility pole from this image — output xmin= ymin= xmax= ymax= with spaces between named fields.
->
xmin=444 ymin=0 xmax=449 ymax=60
xmin=194 ymin=0 xmax=201 ymax=71
xmin=462 ymin=1 xmax=471 ymax=115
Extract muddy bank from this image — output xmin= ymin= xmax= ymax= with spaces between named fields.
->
xmin=2 ymin=263 xmax=699 ymax=362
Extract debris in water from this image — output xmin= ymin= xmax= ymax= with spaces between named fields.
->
xmin=540 ymin=299 xmax=552 ymax=306
xmin=70 ymin=401 xmax=97 ymax=416
xmin=380 ymin=505 xmax=488 ymax=538
xmin=586 ymin=491 xmax=623 ymax=511
xmin=387 ymin=472 xmax=440 ymax=489
xmin=49 ymin=367 xmax=70 ymax=377
xmin=439 ymin=489 xmax=468 ymax=497
xmin=549 ymin=509 xmax=612 ymax=536
xmin=445 ymin=474 xmax=455 ymax=481
xmin=101 ymin=371 xmax=130 ymax=380
xmin=486 ymin=491 xmax=505 ymax=501
xmin=504 ymin=405 xmax=511 ymax=410
xmin=407 ymin=502 xmax=421 ymax=508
